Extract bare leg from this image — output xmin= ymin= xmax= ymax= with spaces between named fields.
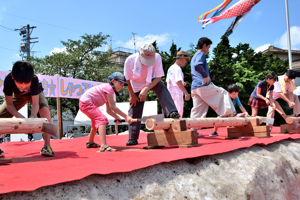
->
xmin=98 ymin=124 xmax=107 ymax=148
xmin=251 ymin=106 xmax=258 ymax=117
xmin=39 ymin=107 xmax=51 ymax=147
xmin=88 ymin=128 xmax=97 ymax=143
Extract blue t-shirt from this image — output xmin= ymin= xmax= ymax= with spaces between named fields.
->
xmin=250 ymin=80 xmax=274 ymax=99
xmin=232 ymin=96 xmax=242 ymax=107
xmin=190 ymin=51 xmax=211 ymax=90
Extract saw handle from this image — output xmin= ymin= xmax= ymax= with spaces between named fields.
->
xmin=114 ymin=119 xmax=139 ymax=123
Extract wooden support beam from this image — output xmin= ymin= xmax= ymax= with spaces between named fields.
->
xmin=144 ymin=120 xmax=201 ymax=149
xmin=280 ymin=124 xmax=300 ymax=133
xmin=0 ymin=118 xmax=57 ymax=136
xmin=0 ymin=158 xmax=12 ymax=164
xmin=227 ymin=118 xmax=271 ymax=139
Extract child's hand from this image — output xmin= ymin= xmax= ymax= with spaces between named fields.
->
xmin=184 ymin=93 xmax=190 ymax=101
xmin=288 ymin=101 xmax=295 ymax=108
xmin=202 ymin=77 xmax=210 ymax=85
xmin=126 ymin=116 xmax=133 ymax=124
xmin=245 ymin=112 xmax=250 ymax=117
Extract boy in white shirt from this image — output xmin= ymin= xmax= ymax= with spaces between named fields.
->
xmin=166 ymin=51 xmax=191 ymax=117
xmin=124 ymin=44 xmax=180 ymax=146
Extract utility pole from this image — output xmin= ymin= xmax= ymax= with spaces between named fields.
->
xmin=131 ymin=32 xmax=137 ymax=53
xmin=285 ymin=0 xmax=293 ymax=69
xmin=15 ymin=24 xmax=38 ymax=61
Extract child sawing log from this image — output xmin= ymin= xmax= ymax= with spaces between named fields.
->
xmin=0 ymin=118 xmax=57 ymax=137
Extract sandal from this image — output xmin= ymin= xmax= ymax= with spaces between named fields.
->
xmin=86 ymin=142 xmax=100 ymax=148
xmin=99 ymin=146 xmax=117 ymax=152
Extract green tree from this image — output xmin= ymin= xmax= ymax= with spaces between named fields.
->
xmin=31 ymin=33 xmax=121 ymax=117
xmin=208 ymin=35 xmax=289 ymax=124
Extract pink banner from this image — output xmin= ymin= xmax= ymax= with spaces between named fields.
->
xmin=0 ymin=71 xmax=105 ymax=99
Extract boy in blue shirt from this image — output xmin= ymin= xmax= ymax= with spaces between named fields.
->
xmin=190 ymin=37 xmax=235 ymax=137
xmin=210 ymin=84 xmax=250 ymax=136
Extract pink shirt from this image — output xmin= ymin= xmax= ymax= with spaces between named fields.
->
xmin=124 ymin=53 xmax=165 ymax=93
xmin=79 ymin=83 xmax=114 ymax=107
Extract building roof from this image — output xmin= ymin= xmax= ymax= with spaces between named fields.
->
xmin=262 ymin=45 xmax=300 ymax=55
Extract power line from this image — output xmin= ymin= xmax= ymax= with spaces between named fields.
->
xmin=0 ymin=45 xmax=19 ymax=52
xmin=0 ymin=25 xmax=15 ymax=31
xmin=4 ymin=12 xmax=84 ymax=34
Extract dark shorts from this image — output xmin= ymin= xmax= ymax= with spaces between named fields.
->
xmin=248 ymin=96 xmax=268 ymax=109
xmin=0 ymin=92 xmax=50 ymax=118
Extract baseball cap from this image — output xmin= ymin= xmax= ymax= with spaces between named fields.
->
xmin=108 ymin=72 xmax=128 ymax=86
xmin=139 ymin=44 xmax=156 ymax=66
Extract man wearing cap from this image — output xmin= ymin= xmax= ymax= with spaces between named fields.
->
xmin=166 ymin=51 xmax=191 ymax=118
xmin=124 ymin=43 xmax=180 ymax=146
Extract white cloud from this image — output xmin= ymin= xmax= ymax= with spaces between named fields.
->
xmin=50 ymin=47 xmax=67 ymax=55
xmin=115 ymin=33 xmax=172 ymax=51
xmin=276 ymin=26 xmax=300 ymax=49
xmin=253 ymin=11 xmax=262 ymax=19
xmin=255 ymin=44 xmax=271 ymax=53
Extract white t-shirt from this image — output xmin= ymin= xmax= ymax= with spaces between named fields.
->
xmin=166 ymin=63 xmax=184 ymax=96
xmin=273 ymin=75 xmax=291 ymax=99
xmin=124 ymin=53 xmax=164 ymax=93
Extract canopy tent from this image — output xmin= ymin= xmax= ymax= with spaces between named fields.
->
xmin=74 ymin=101 xmax=158 ymax=126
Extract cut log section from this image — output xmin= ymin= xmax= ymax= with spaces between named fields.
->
xmin=0 ymin=118 xmax=57 ymax=137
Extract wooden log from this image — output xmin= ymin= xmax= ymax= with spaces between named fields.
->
xmin=145 ymin=117 xmax=268 ymax=131
xmin=0 ymin=118 xmax=56 ymax=136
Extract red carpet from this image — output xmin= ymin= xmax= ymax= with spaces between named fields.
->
xmin=1 ymin=127 xmax=300 ymax=194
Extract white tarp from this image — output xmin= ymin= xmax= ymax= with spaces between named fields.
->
xmin=74 ymin=101 xmax=158 ymax=126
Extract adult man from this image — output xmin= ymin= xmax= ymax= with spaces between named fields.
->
xmin=124 ymin=44 xmax=180 ymax=146
xmin=267 ymin=70 xmax=300 ymax=121
xmin=166 ymin=51 xmax=191 ymax=117
xmin=190 ymin=37 xmax=235 ymax=123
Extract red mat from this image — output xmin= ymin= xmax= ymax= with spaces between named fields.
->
xmin=1 ymin=127 xmax=300 ymax=194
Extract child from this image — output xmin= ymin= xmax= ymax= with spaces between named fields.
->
xmin=210 ymin=84 xmax=250 ymax=137
xmin=190 ymin=37 xmax=235 ymax=137
xmin=0 ymin=61 xmax=54 ymax=157
xmin=248 ymin=72 xmax=278 ymax=117
xmin=267 ymin=70 xmax=300 ymax=119
xmin=166 ymin=51 xmax=191 ymax=118
xmin=79 ymin=72 xmax=133 ymax=152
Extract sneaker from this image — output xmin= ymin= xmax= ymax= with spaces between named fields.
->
xmin=126 ymin=139 xmax=138 ymax=146
xmin=197 ymin=133 xmax=205 ymax=138
xmin=40 ymin=146 xmax=54 ymax=157
xmin=169 ymin=111 xmax=180 ymax=119
xmin=0 ymin=149 xmax=4 ymax=157
xmin=209 ymin=131 xmax=218 ymax=137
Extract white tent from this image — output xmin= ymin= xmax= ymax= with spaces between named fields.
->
xmin=74 ymin=101 xmax=158 ymax=126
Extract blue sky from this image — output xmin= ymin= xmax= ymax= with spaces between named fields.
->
xmin=0 ymin=0 xmax=299 ymax=72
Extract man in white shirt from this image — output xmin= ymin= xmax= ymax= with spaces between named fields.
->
xmin=124 ymin=44 xmax=180 ymax=146
xmin=166 ymin=51 xmax=191 ymax=117
xmin=267 ymin=70 xmax=300 ymax=120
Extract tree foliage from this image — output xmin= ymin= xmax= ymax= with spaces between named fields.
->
xmin=31 ymin=33 xmax=121 ymax=118
xmin=150 ymin=35 xmax=290 ymax=125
